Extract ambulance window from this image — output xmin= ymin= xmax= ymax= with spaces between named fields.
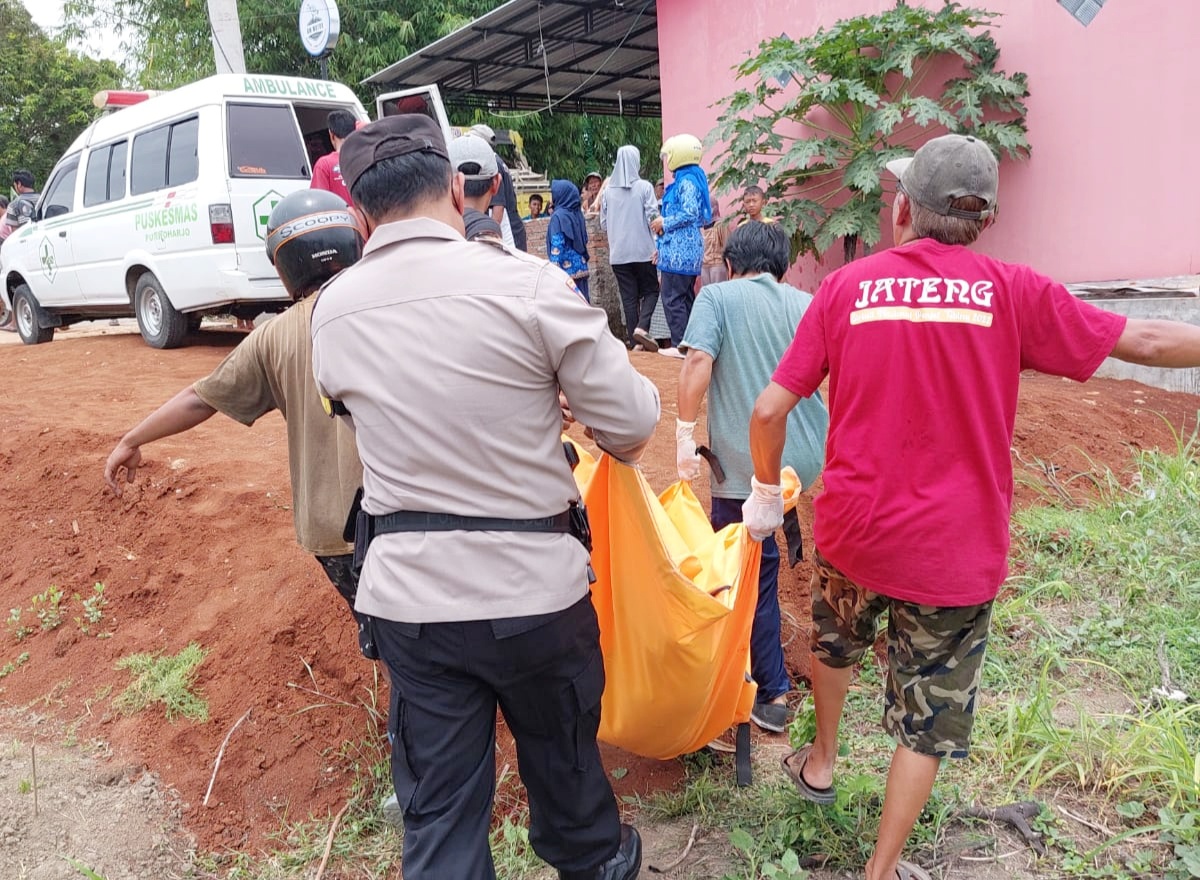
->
xmin=83 ymin=140 xmax=128 ymax=207
xmin=83 ymin=147 xmax=111 ymax=207
xmin=227 ymin=103 xmax=309 ymax=178
xmin=167 ymin=117 xmax=199 ymax=187
xmin=108 ymin=141 xmax=128 ymax=201
xmin=131 ymin=125 xmax=169 ymax=195
xmin=42 ymin=158 xmax=80 ymax=219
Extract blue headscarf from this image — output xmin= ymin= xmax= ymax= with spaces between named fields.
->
xmin=548 ymin=179 xmax=588 ymax=260
xmin=665 ymin=164 xmax=713 ymax=226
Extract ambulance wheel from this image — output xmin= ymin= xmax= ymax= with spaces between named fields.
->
xmin=13 ymin=284 xmax=53 ymax=345
xmin=134 ymin=273 xmax=187 ymax=349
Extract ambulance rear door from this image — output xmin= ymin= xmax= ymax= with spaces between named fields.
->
xmin=223 ymin=99 xmax=313 ymax=290
xmin=375 ymin=85 xmax=454 ymax=146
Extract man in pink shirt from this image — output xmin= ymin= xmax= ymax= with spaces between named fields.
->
xmin=310 ymin=110 xmax=357 ymax=204
xmin=744 ymin=133 xmax=1200 ymax=880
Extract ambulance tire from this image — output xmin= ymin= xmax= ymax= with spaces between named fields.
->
xmin=13 ymin=284 xmax=53 ymax=345
xmin=134 ymin=273 xmax=187 ymax=349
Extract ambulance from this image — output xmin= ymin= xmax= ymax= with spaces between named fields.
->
xmin=0 ymin=74 xmax=370 ymax=348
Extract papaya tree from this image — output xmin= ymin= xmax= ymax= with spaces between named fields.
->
xmin=708 ymin=2 xmax=1030 ymax=263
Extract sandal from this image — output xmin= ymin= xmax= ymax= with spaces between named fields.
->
xmin=895 ymin=860 xmax=932 ymax=880
xmin=780 ymin=744 xmax=836 ymax=805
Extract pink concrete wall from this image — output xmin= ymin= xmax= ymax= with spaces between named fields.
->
xmin=657 ymin=0 xmax=1200 ymax=286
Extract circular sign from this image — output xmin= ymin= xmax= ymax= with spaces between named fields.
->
xmin=299 ymin=0 xmax=340 ymax=58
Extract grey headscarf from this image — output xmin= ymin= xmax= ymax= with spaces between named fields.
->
xmin=609 ymin=145 xmax=642 ymax=189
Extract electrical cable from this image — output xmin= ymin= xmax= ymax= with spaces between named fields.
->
xmin=490 ymin=0 xmax=653 ymax=120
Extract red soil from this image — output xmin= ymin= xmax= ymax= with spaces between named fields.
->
xmin=0 ymin=328 xmax=1195 ymax=854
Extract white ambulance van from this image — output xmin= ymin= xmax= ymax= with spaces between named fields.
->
xmin=0 ymin=74 xmax=368 ymax=348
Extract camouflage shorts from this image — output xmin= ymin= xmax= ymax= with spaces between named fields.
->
xmin=809 ymin=551 xmax=993 ymax=759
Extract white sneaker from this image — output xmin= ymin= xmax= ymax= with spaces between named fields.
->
xmin=658 ymin=347 xmax=685 ymax=359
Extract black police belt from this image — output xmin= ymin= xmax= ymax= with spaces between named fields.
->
xmin=350 ymin=501 xmax=593 ymax=577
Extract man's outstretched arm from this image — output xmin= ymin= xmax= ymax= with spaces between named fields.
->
xmin=104 ymin=387 xmax=218 ymax=495
xmin=1111 ymin=319 xmax=1200 ymax=368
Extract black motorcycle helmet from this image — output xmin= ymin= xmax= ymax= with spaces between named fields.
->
xmin=265 ymin=189 xmax=363 ymax=298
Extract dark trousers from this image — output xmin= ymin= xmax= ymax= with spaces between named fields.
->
xmin=374 ymin=595 xmax=620 ymax=880
xmin=660 ymin=270 xmax=698 ymax=346
xmin=576 ymin=275 xmax=591 ymax=303
xmin=611 ymin=261 xmax=660 ymax=342
xmin=710 ymin=498 xmax=791 ymax=702
xmin=315 ymin=554 xmax=377 ymax=658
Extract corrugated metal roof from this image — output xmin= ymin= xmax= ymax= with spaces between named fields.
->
xmin=364 ymin=0 xmax=660 ymax=117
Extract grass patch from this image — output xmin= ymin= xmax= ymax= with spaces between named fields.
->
xmin=114 ymin=642 xmax=209 ymax=722
xmin=972 ymin=436 xmax=1200 ymax=877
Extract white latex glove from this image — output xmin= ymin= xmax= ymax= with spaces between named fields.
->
xmin=676 ymin=419 xmax=701 ymax=481
xmin=742 ymin=476 xmax=784 ymax=541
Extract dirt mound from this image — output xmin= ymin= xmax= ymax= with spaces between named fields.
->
xmin=0 ymin=331 xmax=1196 ymax=856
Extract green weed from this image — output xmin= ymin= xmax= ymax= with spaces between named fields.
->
xmin=73 ymin=582 xmax=107 ymax=634
xmin=0 ymin=653 xmax=29 ymax=679
xmin=31 ymin=585 xmax=65 ymax=631
xmin=114 ymin=643 xmax=209 ymax=722
xmin=7 ymin=607 xmax=32 ymax=642
xmin=63 ymin=858 xmax=107 ymax=879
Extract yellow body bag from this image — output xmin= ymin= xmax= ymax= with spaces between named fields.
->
xmin=570 ymin=442 xmax=799 ymax=760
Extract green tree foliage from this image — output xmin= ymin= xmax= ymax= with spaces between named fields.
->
xmin=462 ymin=105 xmax=662 ymax=190
xmin=61 ymin=0 xmax=660 ymax=186
xmin=0 ymin=0 xmax=124 ymax=187
xmin=709 ymin=2 xmax=1030 ymax=262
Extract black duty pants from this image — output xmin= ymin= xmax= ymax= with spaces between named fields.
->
xmin=611 ymin=260 xmax=660 ymax=343
xmin=315 ymin=554 xmax=377 ymax=658
xmin=374 ymin=595 xmax=620 ymax=880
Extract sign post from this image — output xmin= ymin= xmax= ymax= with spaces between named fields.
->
xmin=298 ymin=0 xmax=341 ymax=79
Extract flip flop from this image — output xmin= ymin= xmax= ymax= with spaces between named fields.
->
xmin=780 ymin=744 xmax=836 ymax=805
xmin=895 ymin=860 xmax=932 ymax=880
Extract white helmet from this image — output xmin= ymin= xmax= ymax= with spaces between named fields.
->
xmin=660 ymin=134 xmax=703 ymax=172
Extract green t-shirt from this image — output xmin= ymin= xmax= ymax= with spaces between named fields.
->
xmin=682 ymin=273 xmax=829 ymax=498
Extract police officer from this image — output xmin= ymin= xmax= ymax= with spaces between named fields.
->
xmin=104 ymin=190 xmax=374 ymax=657
xmin=311 ymin=115 xmax=659 ymax=880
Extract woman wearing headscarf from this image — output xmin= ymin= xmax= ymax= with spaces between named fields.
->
xmin=600 ymin=145 xmax=661 ymax=350
xmin=547 ymin=179 xmax=591 ymax=301
xmin=650 ymin=134 xmax=712 ymax=356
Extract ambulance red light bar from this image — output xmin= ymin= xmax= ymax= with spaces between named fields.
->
xmin=92 ymin=90 xmax=160 ymax=110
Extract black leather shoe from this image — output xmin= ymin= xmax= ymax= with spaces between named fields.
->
xmin=558 ymin=824 xmax=642 ymax=880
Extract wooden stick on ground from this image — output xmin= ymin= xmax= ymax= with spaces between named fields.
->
xmin=203 ymin=708 xmax=253 ymax=807
xmin=31 ymin=744 xmax=38 ymax=817
xmin=314 ymin=802 xmax=351 ymax=880
xmin=648 ymin=822 xmax=700 ymax=874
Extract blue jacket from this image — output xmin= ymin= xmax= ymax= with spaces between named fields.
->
xmin=657 ymin=174 xmax=706 ymax=275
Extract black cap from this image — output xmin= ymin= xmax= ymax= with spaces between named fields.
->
xmin=339 ymin=115 xmax=449 ymax=196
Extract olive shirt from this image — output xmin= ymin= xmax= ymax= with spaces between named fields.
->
xmin=311 ymin=218 xmax=661 ymax=624
xmin=192 ymin=297 xmax=361 ymax=557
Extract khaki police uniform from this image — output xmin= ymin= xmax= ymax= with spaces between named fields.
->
xmin=311 ymin=217 xmax=659 ymax=880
